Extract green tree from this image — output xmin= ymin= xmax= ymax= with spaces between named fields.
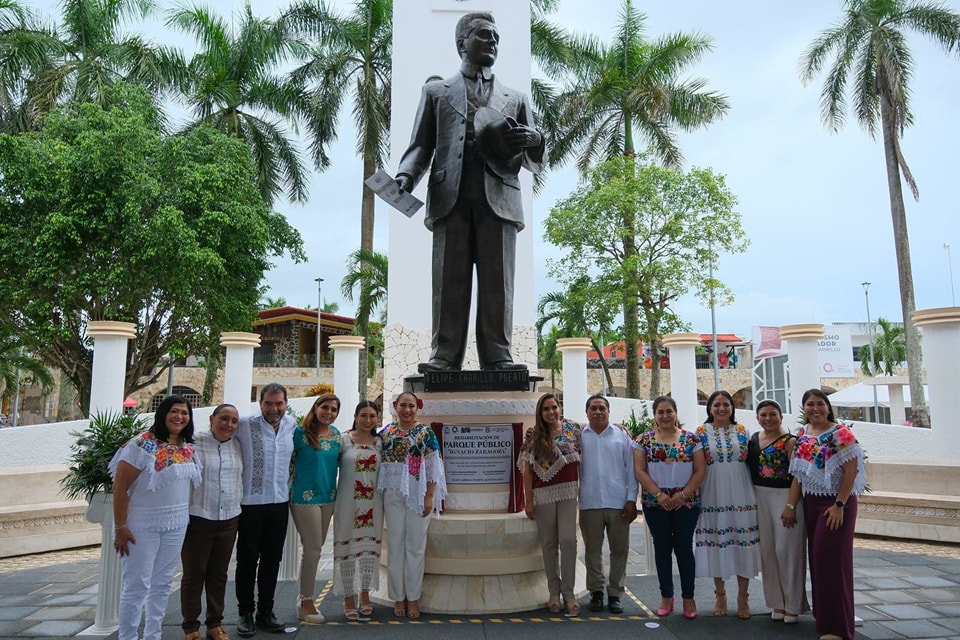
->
xmin=341 ymin=248 xmax=388 ymax=396
xmin=0 ymin=83 xmax=304 ymax=414
xmin=859 ymin=317 xmax=906 ymax=376
xmin=283 ymin=0 xmax=390 ymax=253
xmin=258 ymin=295 xmax=288 ymax=310
xmin=545 ymin=0 xmax=728 ymax=397
xmin=0 ymin=327 xmax=54 ymax=403
xmin=538 ymin=323 xmax=564 ymax=393
xmin=545 ymin=155 xmax=746 ymax=398
xmin=537 ymin=276 xmax=618 ymax=395
xmin=168 ymin=2 xmax=327 ymax=206
xmin=1 ymin=0 xmax=180 ymax=133
xmin=799 ymin=0 xmax=960 ymax=427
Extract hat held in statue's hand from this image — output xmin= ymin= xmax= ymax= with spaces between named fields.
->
xmin=474 ymin=106 xmax=523 ymax=179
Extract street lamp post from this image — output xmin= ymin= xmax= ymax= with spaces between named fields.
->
xmin=946 ymin=243 xmax=956 ymax=306
xmin=861 ymin=282 xmax=880 ymax=422
xmin=315 ymin=277 xmax=324 ymax=377
xmin=709 ymin=264 xmax=720 ymax=392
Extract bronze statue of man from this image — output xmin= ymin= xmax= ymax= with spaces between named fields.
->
xmin=395 ymin=11 xmax=544 ymax=373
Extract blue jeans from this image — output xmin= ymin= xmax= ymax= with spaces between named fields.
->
xmin=643 ymin=504 xmax=700 ymax=599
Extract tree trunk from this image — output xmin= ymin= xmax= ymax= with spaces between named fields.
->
xmin=648 ymin=333 xmax=662 ymax=399
xmin=201 ymin=342 xmax=221 ymax=406
xmin=590 ymin=337 xmax=616 ymax=396
xmin=879 ymin=92 xmax=929 ymax=427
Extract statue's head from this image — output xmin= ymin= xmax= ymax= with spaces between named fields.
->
xmin=456 ymin=12 xmax=499 ymax=67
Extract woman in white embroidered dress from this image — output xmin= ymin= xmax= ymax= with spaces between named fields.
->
xmin=519 ymin=393 xmax=581 ymax=616
xmin=694 ymin=390 xmax=761 ymax=620
xmin=110 ymin=395 xmax=202 ymax=640
xmin=333 ymin=401 xmax=383 ymax=620
xmin=377 ymin=391 xmax=447 ymax=620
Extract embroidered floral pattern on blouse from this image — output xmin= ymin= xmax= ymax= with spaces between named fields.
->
xmin=380 ymin=423 xmax=439 ymax=482
xmin=755 ymin=434 xmax=792 ymax=480
xmin=634 ymin=429 xmax=701 ymax=508
xmin=697 ymin=423 xmax=749 ymax=465
xmin=795 ymin=424 xmax=857 ymax=470
xmin=130 ymin=432 xmax=196 ymax=473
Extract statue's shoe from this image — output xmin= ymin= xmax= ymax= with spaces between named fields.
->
xmin=481 ymin=361 xmax=527 ymax=371
xmin=418 ymin=359 xmax=456 ymax=373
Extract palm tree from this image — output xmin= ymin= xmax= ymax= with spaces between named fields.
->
xmin=341 ymin=248 xmax=388 ymax=397
xmin=282 ymin=0 xmax=391 ymax=256
xmin=2 ymin=0 xmax=179 ymax=132
xmin=258 ymin=295 xmax=288 ymax=310
xmin=547 ymin=0 xmax=728 ymax=398
xmin=168 ymin=2 xmax=325 ymax=205
xmin=537 ymin=277 xmax=618 ymax=395
xmin=859 ymin=317 xmax=906 ymax=376
xmin=0 ymin=330 xmax=54 ymax=403
xmin=800 ymin=0 xmax=960 ymax=427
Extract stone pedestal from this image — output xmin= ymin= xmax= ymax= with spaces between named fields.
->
xmin=914 ymin=307 xmax=960 ymax=440
xmin=780 ymin=323 xmax=825 ymax=414
xmin=371 ymin=391 xmax=587 ymax=613
xmin=864 ymin=376 xmax=909 ymax=426
xmin=329 ymin=335 xmax=366 ymax=417
xmin=556 ymin=338 xmax=592 ymax=415
xmin=220 ymin=332 xmax=261 ymax=409
xmin=662 ymin=333 xmax=702 ymax=423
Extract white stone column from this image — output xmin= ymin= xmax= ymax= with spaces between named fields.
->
xmin=220 ymin=332 xmax=261 ymax=409
xmin=914 ymin=307 xmax=960 ymax=443
xmin=557 ymin=338 xmax=592 ymax=421
xmin=330 ymin=335 xmax=366 ymax=418
xmin=84 ymin=321 xmax=135 ymax=636
xmin=662 ymin=333 xmax=702 ymax=425
xmin=780 ymin=324 xmax=825 ymax=416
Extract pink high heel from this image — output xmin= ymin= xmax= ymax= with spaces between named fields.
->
xmin=657 ymin=597 xmax=675 ymax=617
xmin=682 ymin=598 xmax=698 ymax=619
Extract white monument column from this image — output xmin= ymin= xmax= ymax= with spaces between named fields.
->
xmin=556 ymin=338 xmax=592 ymax=417
xmin=330 ymin=335 xmax=366 ymax=417
xmin=85 ymin=321 xmax=136 ymax=635
xmin=219 ymin=332 xmax=261 ymax=409
xmin=662 ymin=333 xmax=702 ymax=424
xmin=780 ymin=324 xmax=825 ymax=415
xmin=913 ymin=307 xmax=960 ymax=443
xmin=384 ymin=0 xmax=536 ymax=397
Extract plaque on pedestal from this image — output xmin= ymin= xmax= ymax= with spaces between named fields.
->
xmin=423 ymin=369 xmax=530 ymax=392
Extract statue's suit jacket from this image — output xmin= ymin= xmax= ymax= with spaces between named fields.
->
xmin=396 ymin=72 xmax=544 ymax=231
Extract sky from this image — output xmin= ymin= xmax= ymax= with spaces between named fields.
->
xmin=28 ymin=0 xmax=960 ymax=339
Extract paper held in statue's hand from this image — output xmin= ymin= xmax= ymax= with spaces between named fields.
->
xmin=365 ymin=170 xmax=423 ymax=218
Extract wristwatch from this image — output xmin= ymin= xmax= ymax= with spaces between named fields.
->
xmin=785 ymin=503 xmax=796 ymax=511
xmin=835 ymin=499 xmax=845 ymax=508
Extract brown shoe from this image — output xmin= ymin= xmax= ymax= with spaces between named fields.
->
xmin=206 ymin=627 xmax=231 ymax=640
xmin=185 ymin=633 xmax=202 ymax=640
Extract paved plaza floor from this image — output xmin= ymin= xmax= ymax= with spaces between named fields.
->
xmin=1 ymin=529 xmax=960 ymax=640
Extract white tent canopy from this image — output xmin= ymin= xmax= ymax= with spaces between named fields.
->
xmin=828 ymin=382 xmax=928 ymax=408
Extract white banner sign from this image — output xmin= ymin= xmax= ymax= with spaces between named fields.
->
xmin=442 ymin=424 xmax=514 ymax=486
xmin=818 ymin=325 xmax=855 ymax=378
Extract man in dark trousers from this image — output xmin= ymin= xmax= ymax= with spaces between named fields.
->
xmin=233 ymin=384 xmax=297 ymax=636
xmin=395 ymin=11 xmax=544 ymax=373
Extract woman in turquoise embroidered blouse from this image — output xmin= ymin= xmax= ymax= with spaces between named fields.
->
xmin=290 ymin=392 xmax=342 ymax=624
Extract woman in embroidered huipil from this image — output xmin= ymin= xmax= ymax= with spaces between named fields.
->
xmin=694 ymin=390 xmax=761 ymax=619
xmin=110 ymin=395 xmax=202 ymax=640
xmin=746 ymin=399 xmax=808 ymax=624
xmin=378 ymin=391 xmax=447 ymax=620
xmin=519 ymin=393 xmax=581 ymax=616
xmin=633 ymin=396 xmax=706 ymax=620
xmin=290 ymin=392 xmax=342 ymax=624
xmin=788 ymin=389 xmax=867 ymax=640
xmin=333 ymin=401 xmax=383 ymax=620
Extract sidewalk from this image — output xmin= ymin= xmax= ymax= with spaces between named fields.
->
xmin=1 ymin=529 xmax=959 ymax=639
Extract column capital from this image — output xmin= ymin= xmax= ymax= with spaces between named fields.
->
xmin=913 ymin=307 xmax=960 ymax=328
xmin=219 ymin=331 xmax=262 ymax=348
xmin=780 ymin=323 xmax=825 ymax=341
xmin=555 ymin=337 xmax=592 ymax=352
xmin=662 ymin=333 xmax=702 ymax=348
xmin=329 ymin=335 xmax=366 ymax=350
xmin=86 ymin=321 xmax=136 ymax=339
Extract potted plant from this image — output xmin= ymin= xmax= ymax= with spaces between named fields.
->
xmin=60 ymin=410 xmax=147 ymax=522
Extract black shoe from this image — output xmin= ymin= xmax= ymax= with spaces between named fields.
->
xmin=589 ymin=591 xmax=605 ymax=612
xmin=255 ymin=611 xmax=284 ymax=633
xmin=237 ymin=613 xmax=256 ymax=637
xmin=608 ymin=596 xmax=624 ymax=614
xmin=418 ymin=359 xmax=455 ymax=373
xmin=481 ymin=361 xmax=527 ymax=371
